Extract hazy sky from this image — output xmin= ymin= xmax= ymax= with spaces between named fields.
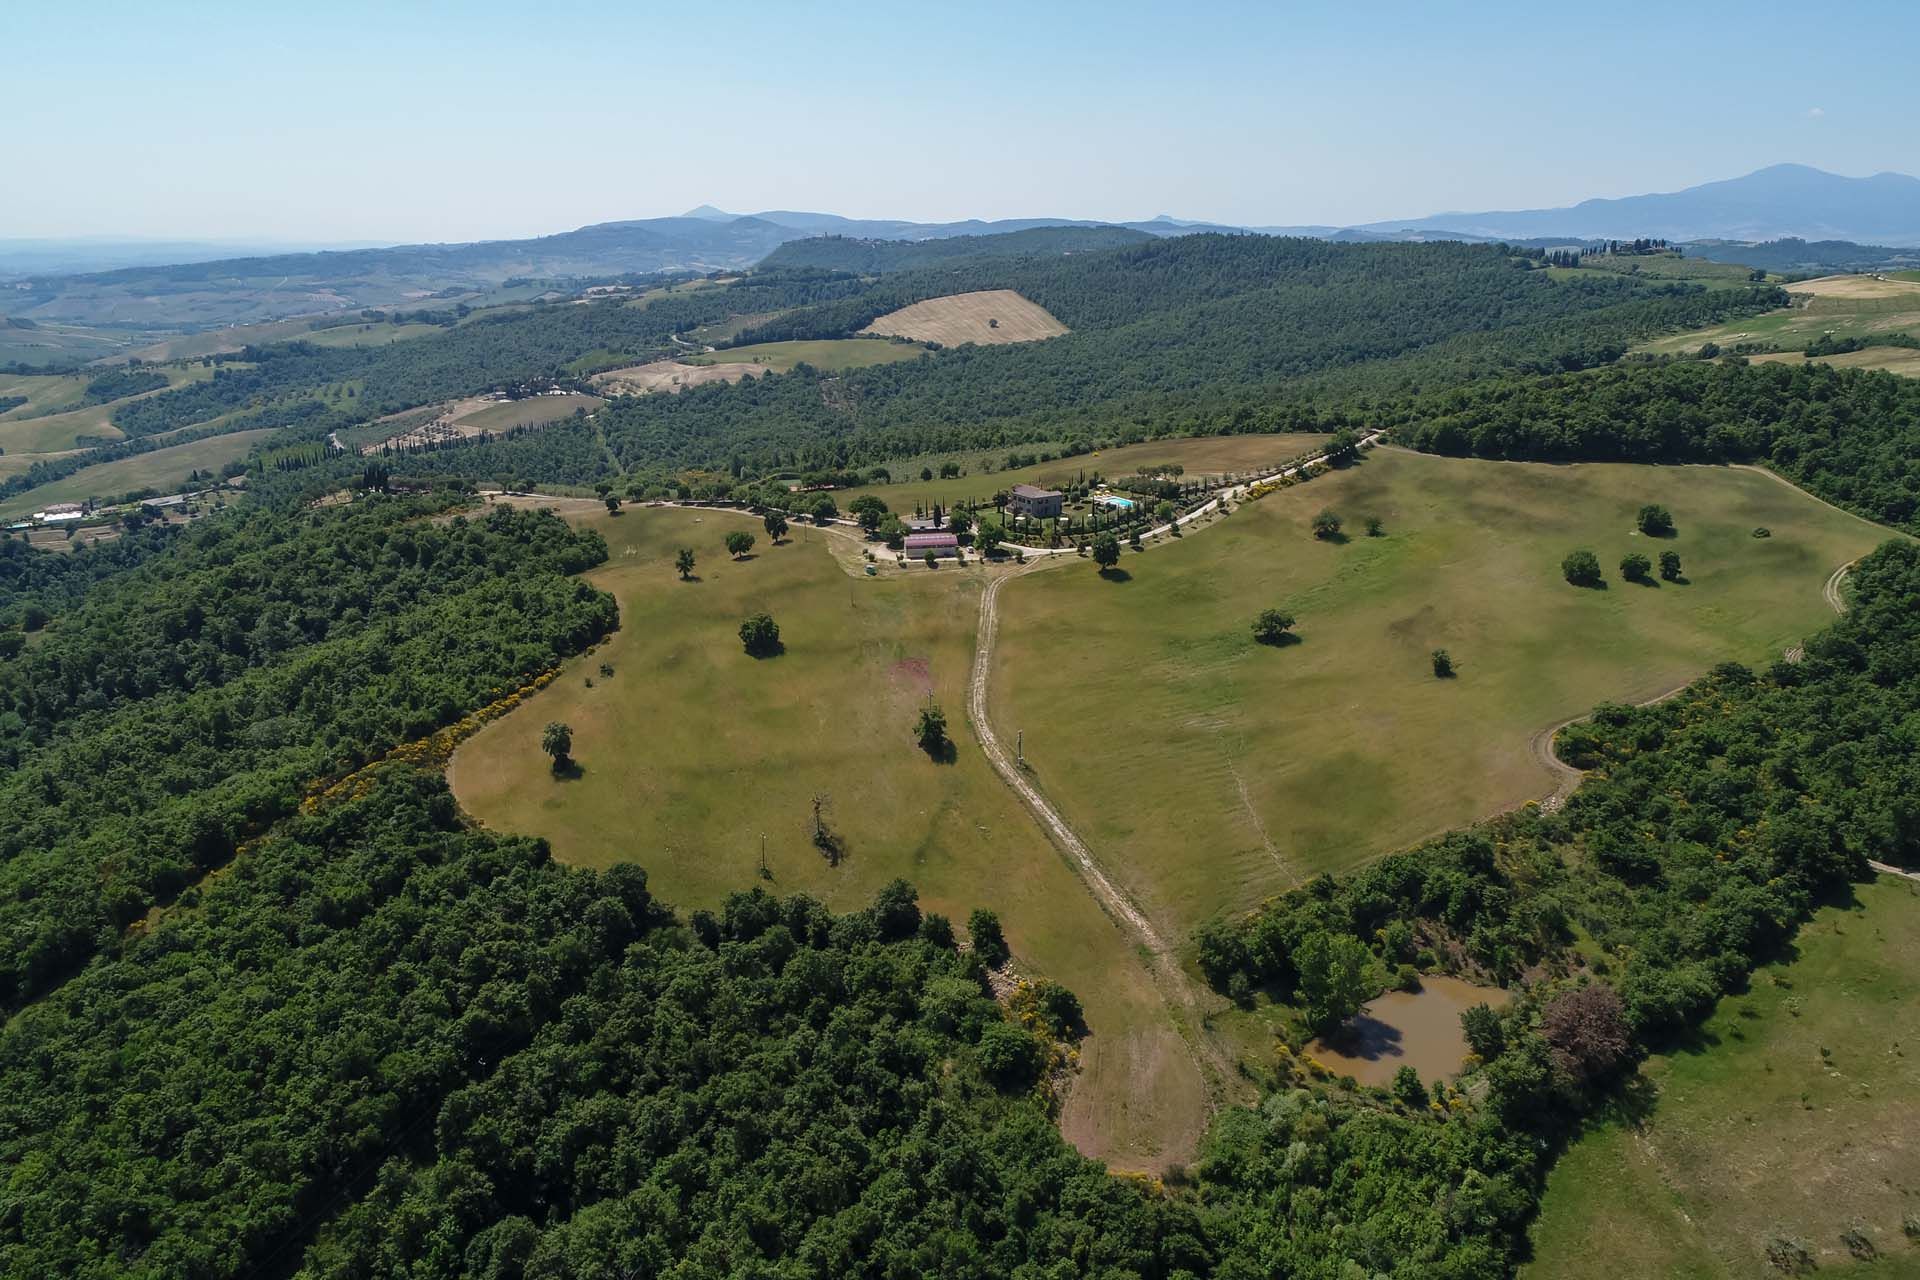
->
xmin=7 ymin=0 xmax=1916 ymax=244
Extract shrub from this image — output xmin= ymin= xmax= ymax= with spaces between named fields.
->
xmin=1620 ymin=552 xmax=1653 ymax=582
xmin=1636 ymin=504 xmax=1674 ymax=536
xmin=1562 ymin=549 xmax=1603 ymax=587
xmin=1659 ymin=550 xmax=1682 ymax=580
xmin=739 ymin=612 xmax=781 ymax=656
xmin=1431 ymin=648 xmax=1454 ymax=678
xmin=1311 ymin=509 xmax=1342 ymax=539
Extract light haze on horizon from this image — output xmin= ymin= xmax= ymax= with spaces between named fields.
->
xmin=7 ymin=0 xmax=1917 ymax=245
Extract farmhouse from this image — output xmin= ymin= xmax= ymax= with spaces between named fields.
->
xmin=1008 ymin=484 xmax=1063 ymax=519
xmin=903 ymin=532 xmax=959 ymax=558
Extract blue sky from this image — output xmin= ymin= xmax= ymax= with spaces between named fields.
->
xmin=6 ymin=0 xmax=1916 ymax=243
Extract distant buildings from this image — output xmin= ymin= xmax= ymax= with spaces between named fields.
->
xmin=1008 ymin=484 xmax=1063 ymax=519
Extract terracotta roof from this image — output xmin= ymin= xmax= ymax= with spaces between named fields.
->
xmin=1010 ymin=484 xmax=1061 ymax=499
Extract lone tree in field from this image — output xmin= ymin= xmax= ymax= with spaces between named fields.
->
xmin=1091 ymin=531 xmax=1121 ymax=572
xmin=1364 ymin=515 xmax=1384 ymax=537
xmin=1659 ymin=549 xmax=1683 ymax=581
xmin=725 ymin=530 xmax=755 ymax=559
xmin=675 ymin=547 xmax=696 ymax=580
xmin=762 ymin=510 xmax=788 ymax=543
xmin=1636 ymin=503 xmax=1675 ymax=536
xmin=915 ymin=703 xmax=949 ymax=756
xmin=1620 ymin=551 xmax=1653 ymax=583
xmin=1562 ymin=549 xmax=1603 ymax=587
xmin=1252 ymin=608 xmax=1296 ymax=646
xmin=739 ymin=612 xmax=781 ymax=657
xmin=541 ymin=722 xmax=573 ymax=772
xmin=1431 ymin=648 xmax=1454 ymax=678
xmin=603 ymin=494 xmax=620 ymax=515
xmin=1312 ymin=509 xmax=1343 ymax=540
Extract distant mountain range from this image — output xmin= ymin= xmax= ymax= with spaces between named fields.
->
xmin=1353 ymin=165 xmax=1920 ymax=246
xmin=3 ymin=165 xmax=1914 ymax=335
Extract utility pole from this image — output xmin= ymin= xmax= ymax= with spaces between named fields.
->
xmin=758 ymin=832 xmax=767 ymax=879
xmin=1017 ymin=729 xmax=1023 ymax=765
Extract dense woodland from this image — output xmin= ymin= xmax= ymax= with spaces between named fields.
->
xmin=757 ymin=225 xmax=1156 ymax=274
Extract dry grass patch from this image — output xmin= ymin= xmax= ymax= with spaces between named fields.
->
xmin=590 ymin=359 xmax=769 ymax=395
xmin=862 ymin=289 xmax=1068 ymax=346
xmin=1784 ymin=274 xmax=1920 ymax=301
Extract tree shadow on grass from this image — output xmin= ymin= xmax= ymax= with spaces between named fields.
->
xmin=744 ymin=641 xmax=786 ymax=660
xmin=1255 ymin=632 xmax=1303 ymax=648
xmin=550 ymin=759 xmax=585 ymax=781
xmin=677 ymin=574 xmax=702 ymax=583
xmin=1097 ymin=567 xmax=1132 ymax=582
xmin=1569 ymin=578 xmax=1609 ymax=590
xmin=1625 ymin=575 xmax=1661 ymax=588
xmin=920 ymin=738 xmax=958 ymax=765
xmin=1314 ymin=531 xmax=1350 ymax=545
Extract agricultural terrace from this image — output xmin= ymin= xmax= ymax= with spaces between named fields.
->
xmin=0 ymin=428 xmax=278 ymax=520
xmin=861 ymin=289 xmax=1069 ymax=346
xmin=1638 ymin=272 xmax=1920 ymax=358
xmin=988 ymin=447 xmax=1891 ymax=940
xmin=1526 ymin=876 xmax=1920 ymax=1279
xmin=449 ymin=506 xmax=1205 ymax=1172
xmin=685 ymin=338 xmax=927 ymax=373
xmin=832 ymin=433 xmax=1334 ymax=517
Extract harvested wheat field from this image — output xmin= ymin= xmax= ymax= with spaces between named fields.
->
xmin=862 ymin=289 xmax=1067 ymax=345
xmin=1784 ymin=273 xmax=1920 ymax=300
xmin=590 ymin=359 xmax=769 ymax=395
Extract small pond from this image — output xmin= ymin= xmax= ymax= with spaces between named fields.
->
xmin=1306 ymin=975 xmax=1509 ymax=1087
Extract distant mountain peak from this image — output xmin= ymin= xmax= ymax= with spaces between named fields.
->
xmin=681 ymin=204 xmax=734 ymax=221
xmin=1361 ymin=164 xmax=1920 ymax=247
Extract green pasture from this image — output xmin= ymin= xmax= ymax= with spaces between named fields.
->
xmin=449 ymin=507 xmax=1200 ymax=1169
xmin=0 ymin=428 xmax=277 ymax=518
xmin=832 ymin=433 xmax=1333 ymax=516
xmin=1526 ymin=876 xmax=1920 ymax=1279
xmin=1639 ymin=279 xmax=1920 ymax=355
xmin=987 ymin=447 xmax=1892 ymax=940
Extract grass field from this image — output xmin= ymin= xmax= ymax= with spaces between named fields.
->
xmin=0 ymin=428 xmax=276 ymax=519
xmin=453 ymin=393 xmax=602 ymax=431
xmin=1752 ymin=345 xmax=1920 ymax=378
xmin=0 ymin=364 xmax=216 ymax=455
xmin=1525 ymin=876 xmax=1920 ymax=1279
xmin=1639 ymin=274 xmax=1920 ymax=357
xmin=833 ymin=433 xmax=1334 ymax=516
xmin=1574 ymin=253 xmax=1774 ymax=291
xmin=861 ymin=289 xmax=1069 ymax=346
xmin=302 ymin=321 xmax=444 ymax=349
xmin=988 ymin=447 xmax=1892 ymax=941
xmin=122 ymin=316 xmax=330 ymax=362
xmin=687 ymin=338 xmax=927 ymax=373
xmin=448 ymin=508 xmax=1204 ymax=1171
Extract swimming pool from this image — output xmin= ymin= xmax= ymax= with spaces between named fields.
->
xmin=1095 ymin=494 xmax=1135 ymax=509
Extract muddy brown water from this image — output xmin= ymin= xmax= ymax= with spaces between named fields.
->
xmin=1306 ymin=975 xmax=1509 ymax=1087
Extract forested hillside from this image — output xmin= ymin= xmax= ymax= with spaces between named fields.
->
xmin=0 ymin=498 xmax=616 ymax=1008
xmin=757 ymin=225 xmax=1155 ymax=273
xmin=1394 ymin=359 xmax=1920 ymax=530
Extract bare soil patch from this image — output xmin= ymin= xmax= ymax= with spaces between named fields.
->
xmin=862 ymin=289 xmax=1068 ymax=346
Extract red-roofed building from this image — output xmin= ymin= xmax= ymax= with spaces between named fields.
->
xmin=904 ymin=532 xmax=959 ymax=558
